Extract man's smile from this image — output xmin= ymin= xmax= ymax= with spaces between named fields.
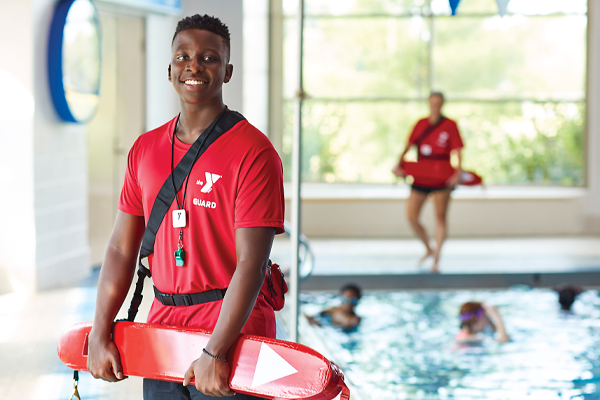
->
xmin=181 ymin=79 xmax=208 ymax=86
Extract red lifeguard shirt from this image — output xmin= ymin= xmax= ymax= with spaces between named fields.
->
xmin=408 ymin=117 xmax=464 ymax=158
xmin=118 ymin=116 xmax=285 ymax=338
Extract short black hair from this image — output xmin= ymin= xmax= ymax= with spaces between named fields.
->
xmin=340 ymin=283 xmax=362 ymax=300
xmin=558 ymin=288 xmax=577 ymax=311
xmin=172 ymin=14 xmax=231 ymax=62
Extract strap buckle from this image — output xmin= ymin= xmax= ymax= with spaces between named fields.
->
xmin=160 ymin=294 xmax=176 ymax=306
xmin=153 ymin=286 xmax=174 ymax=306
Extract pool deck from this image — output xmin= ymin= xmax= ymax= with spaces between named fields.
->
xmin=271 ymin=236 xmax=600 ymax=291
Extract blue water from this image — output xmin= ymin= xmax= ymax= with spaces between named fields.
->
xmin=300 ymin=288 xmax=600 ymax=400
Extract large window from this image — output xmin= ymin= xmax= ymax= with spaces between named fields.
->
xmin=279 ymin=0 xmax=587 ymax=186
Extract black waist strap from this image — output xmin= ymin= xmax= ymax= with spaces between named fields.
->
xmin=418 ymin=154 xmax=451 ymax=161
xmin=154 ymin=286 xmax=227 ymax=307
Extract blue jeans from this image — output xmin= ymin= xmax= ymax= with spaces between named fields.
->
xmin=143 ymin=379 xmax=267 ymax=400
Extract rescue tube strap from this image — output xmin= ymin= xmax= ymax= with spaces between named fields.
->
xmin=123 ymin=109 xmax=244 ymax=323
xmin=125 ymin=269 xmax=148 ymax=322
xmin=413 ymin=116 xmax=447 ymax=160
xmin=414 ymin=116 xmax=446 ymax=145
xmin=122 ymin=109 xmax=285 ymax=322
xmin=139 ymin=109 xmax=245 ymax=275
xmin=153 ymin=286 xmax=227 ymax=307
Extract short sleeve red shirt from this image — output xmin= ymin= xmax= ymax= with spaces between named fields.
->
xmin=408 ymin=117 xmax=464 ymax=157
xmin=119 ymin=116 xmax=285 ymax=338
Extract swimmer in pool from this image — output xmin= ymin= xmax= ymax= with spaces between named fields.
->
xmin=554 ymin=283 xmax=583 ymax=311
xmin=455 ymin=301 xmax=510 ymax=343
xmin=306 ymin=284 xmax=362 ymax=330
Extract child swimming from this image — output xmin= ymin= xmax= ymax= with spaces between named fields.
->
xmin=455 ymin=301 xmax=510 ymax=343
xmin=306 ymin=284 xmax=362 ymax=331
xmin=554 ymin=283 xmax=583 ymax=311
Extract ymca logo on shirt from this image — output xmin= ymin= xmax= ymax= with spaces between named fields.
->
xmin=436 ymin=131 xmax=449 ymax=147
xmin=194 ymin=171 xmax=221 ymax=209
xmin=196 ymin=172 xmax=222 ymax=193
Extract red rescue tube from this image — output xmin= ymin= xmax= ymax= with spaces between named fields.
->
xmin=400 ymin=160 xmax=482 ymax=187
xmin=57 ymin=321 xmax=349 ymax=400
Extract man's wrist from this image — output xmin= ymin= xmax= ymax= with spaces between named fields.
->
xmin=90 ymin=320 xmax=114 ymax=341
xmin=202 ymin=348 xmax=228 ymax=362
xmin=204 ymin=343 xmax=228 ymax=359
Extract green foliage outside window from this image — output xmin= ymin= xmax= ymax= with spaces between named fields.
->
xmin=282 ymin=101 xmax=584 ymax=186
xmin=447 ymin=102 xmax=584 ymax=186
xmin=281 ymin=0 xmax=587 ymax=186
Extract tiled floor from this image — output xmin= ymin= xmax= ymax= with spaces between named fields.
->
xmin=0 ymin=272 xmax=154 ymax=400
xmin=2 ymin=237 xmax=600 ymax=399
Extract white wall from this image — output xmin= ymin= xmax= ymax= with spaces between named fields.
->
xmin=182 ymin=0 xmax=244 ymax=113
xmin=146 ymin=13 xmax=180 ymax=131
xmin=285 ymin=185 xmax=587 ymax=238
xmin=32 ymin=0 xmax=91 ymax=290
xmin=0 ymin=0 xmax=92 ymax=293
xmin=243 ymin=0 xmax=270 ymax=134
xmin=0 ymin=0 xmax=36 ymax=293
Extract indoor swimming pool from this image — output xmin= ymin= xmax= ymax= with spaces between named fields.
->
xmin=300 ymin=288 xmax=600 ymax=400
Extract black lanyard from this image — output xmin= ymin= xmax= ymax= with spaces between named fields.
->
xmin=170 ymin=114 xmax=218 ymax=212
xmin=169 ymin=110 xmax=227 ymax=267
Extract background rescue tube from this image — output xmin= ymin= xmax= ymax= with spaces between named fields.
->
xmin=400 ymin=160 xmax=482 ymax=187
xmin=58 ymin=321 xmax=349 ymax=400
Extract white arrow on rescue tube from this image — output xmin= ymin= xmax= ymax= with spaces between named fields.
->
xmin=251 ymin=342 xmax=298 ymax=388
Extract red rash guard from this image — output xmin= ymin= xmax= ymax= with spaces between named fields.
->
xmin=407 ymin=117 xmax=464 ymax=187
xmin=408 ymin=117 xmax=464 ymax=160
xmin=119 ymin=116 xmax=285 ymax=338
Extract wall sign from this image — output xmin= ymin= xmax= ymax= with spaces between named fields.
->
xmin=48 ymin=0 xmax=101 ymax=123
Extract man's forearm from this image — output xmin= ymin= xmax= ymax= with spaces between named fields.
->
xmin=91 ymin=246 xmax=137 ymax=337
xmin=204 ymin=261 xmax=267 ymax=358
xmin=87 ymin=212 xmax=144 ymax=381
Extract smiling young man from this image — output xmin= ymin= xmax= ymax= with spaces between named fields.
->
xmin=86 ymin=15 xmax=284 ymax=400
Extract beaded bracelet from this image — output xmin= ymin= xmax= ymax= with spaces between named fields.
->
xmin=202 ymin=348 xmax=228 ymax=362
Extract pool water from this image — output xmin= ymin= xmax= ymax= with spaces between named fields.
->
xmin=300 ymin=288 xmax=600 ymax=400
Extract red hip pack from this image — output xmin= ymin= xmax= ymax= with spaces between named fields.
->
xmin=261 ymin=261 xmax=287 ymax=311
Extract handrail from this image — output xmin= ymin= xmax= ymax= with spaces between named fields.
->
xmin=283 ymin=220 xmax=315 ymax=280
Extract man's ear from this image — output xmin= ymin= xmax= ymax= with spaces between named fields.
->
xmin=168 ymin=64 xmax=172 ymax=82
xmin=224 ymin=64 xmax=233 ymax=84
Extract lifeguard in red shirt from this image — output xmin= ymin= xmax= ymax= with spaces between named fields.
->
xmin=86 ymin=14 xmax=284 ymax=400
xmin=393 ymin=92 xmax=463 ymax=273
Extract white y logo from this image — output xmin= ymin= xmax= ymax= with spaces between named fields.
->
xmin=437 ymin=131 xmax=449 ymax=146
xmin=200 ymin=172 xmax=221 ymax=193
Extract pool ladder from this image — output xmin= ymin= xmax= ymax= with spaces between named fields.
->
xmin=283 ymin=220 xmax=315 ymax=280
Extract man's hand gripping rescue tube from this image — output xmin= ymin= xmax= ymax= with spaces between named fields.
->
xmin=87 ymin=211 xmax=145 ymax=382
xmin=182 ymin=227 xmax=274 ymax=396
xmin=87 ymin=210 xmax=275 ymax=397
